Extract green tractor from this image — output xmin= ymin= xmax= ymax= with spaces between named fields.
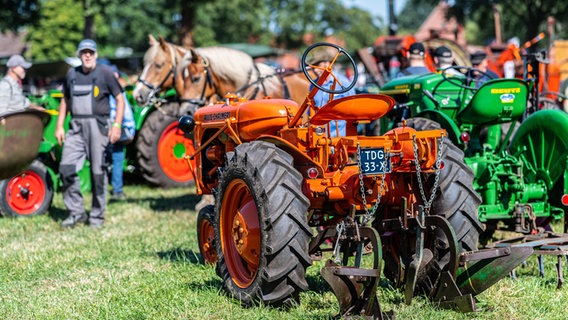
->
xmin=379 ymin=65 xmax=568 ymax=238
xmin=0 ymin=87 xmax=193 ymax=217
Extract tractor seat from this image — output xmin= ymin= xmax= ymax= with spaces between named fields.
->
xmin=310 ymin=94 xmax=395 ymax=125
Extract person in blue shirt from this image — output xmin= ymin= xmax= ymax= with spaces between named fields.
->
xmin=108 ymin=66 xmax=135 ymax=201
xmin=395 ymin=42 xmax=431 ymax=78
xmin=309 ymin=49 xmax=356 ymax=137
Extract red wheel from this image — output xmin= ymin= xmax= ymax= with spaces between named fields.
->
xmin=220 ymin=179 xmax=261 ymax=287
xmin=197 ymin=205 xmax=218 ymax=265
xmin=0 ymin=160 xmax=53 ymax=217
xmin=215 ymin=141 xmax=311 ymax=308
xmin=157 ymin=121 xmax=196 ymax=183
xmin=136 ymin=102 xmax=196 ymax=188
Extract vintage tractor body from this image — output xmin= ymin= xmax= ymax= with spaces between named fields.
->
xmin=379 ymin=68 xmax=568 ymax=237
xmin=184 ymin=43 xmax=531 ymax=318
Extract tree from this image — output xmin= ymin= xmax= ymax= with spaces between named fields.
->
xmin=406 ymin=0 xmax=568 ymax=46
xmin=193 ymin=0 xmax=269 ymax=47
xmin=0 ymin=0 xmax=40 ymax=32
xmin=266 ymin=0 xmax=383 ymax=50
xmin=26 ymin=0 xmax=83 ymax=60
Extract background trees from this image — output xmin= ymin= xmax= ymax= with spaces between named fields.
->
xmin=2 ymin=0 xmax=568 ymax=61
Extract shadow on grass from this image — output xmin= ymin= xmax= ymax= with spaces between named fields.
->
xmin=109 ymin=192 xmax=202 ymax=212
xmin=48 ymin=205 xmax=69 ymax=222
xmin=306 ymin=273 xmax=331 ymax=294
xmin=157 ymin=247 xmax=202 ymax=264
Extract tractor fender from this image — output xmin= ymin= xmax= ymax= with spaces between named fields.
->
xmin=257 ymin=135 xmax=325 ymax=177
xmin=414 ymin=110 xmax=461 ymax=146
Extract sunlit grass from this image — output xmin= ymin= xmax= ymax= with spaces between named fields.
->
xmin=0 ymin=184 xmax=566 ymax=319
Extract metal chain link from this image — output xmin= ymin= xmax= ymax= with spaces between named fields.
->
xmin=356 ymin=143 xmax=387 ymax=225
xmin=413 ymin=134 xmax=445 ymax=213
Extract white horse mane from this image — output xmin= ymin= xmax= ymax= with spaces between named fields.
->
xmin=180 ymin=46 xmax=280 ymax=92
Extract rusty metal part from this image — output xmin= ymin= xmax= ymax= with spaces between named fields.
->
xmin=0 ymin=110 xmax=50 ymax=179
xmin=431 ymin=246 xmax=533 ymax=312
xmin=321 ymin=225 xmax=393 ymax=319
xmin=487 ymin=231 xmax=568 ymax=289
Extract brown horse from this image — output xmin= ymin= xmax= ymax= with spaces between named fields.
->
xmin=133 ymin=35 xmax=310 ymax=108
xmin=133 ymin=35 xmax=188 ymax=106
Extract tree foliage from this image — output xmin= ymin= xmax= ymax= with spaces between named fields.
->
xmin=403 ymin=0 xmax=568 ymax=46
xmin=26 ymin=0 xmax=83 ymax=61
xmin=0 ymin=0 xmax=40 ymax=32
xmin=22 ymin=0 xmax=385 ymax=61
xmin=447 ymin=0 xmax=568 ymax=44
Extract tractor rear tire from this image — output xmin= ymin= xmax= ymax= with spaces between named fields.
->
xmin=0 ymin=160 xmax=54 ymax=217
xmin=215 ymin=141 xmax=311 ymax=308
xmin=136 ymin=102 xmax=196 ymax=188
xmin=403 ymin=117 xmax=483 ymax=294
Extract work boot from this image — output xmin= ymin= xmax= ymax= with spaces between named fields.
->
xmin=61 ymin=213 xmax=88 ymax=228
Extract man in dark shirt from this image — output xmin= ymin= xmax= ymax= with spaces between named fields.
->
xmin=396 ymin=42 xmax=431 ymax=78
xmin=55 ymin=39 xmax=125 ymax=228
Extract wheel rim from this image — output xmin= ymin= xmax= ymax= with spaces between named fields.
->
xmin=513 ymin=126 xmax=568 ymax=188
xmin=157 ymin=121 xmax=196 ymax=183
xmin=4 ymin=170 xmax=46 ymax=215
xmin=220 ymin=179 xmax=261 ymax=288
xmin=199 ymin=218 xmax=217 ymax=264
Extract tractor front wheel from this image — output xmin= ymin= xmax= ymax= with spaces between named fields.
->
xmin=0 ymin=160 xmax=54 ymax=217
xmin=215 ymin=141 xmax=311 ymax=307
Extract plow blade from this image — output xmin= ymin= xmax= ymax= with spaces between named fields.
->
xmin=320 ymin=226 xmax=393 ymax=319
xmin=432 ymin=246 xmax=534 ymax=312
xmin=321 ymin=261 xmax=386 ymax=318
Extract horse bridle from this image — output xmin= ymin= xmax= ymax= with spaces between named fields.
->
xmin=178 ymin=56 xmax=225 ymax=108
xmin=137 ymin=43 xmax=179 ymax=103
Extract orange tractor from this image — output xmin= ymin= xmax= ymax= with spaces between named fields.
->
xmin=179 ymin=43 xmax=532 ymax=318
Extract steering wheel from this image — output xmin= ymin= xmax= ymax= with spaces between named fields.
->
xmin=301 ymin=42 xmax=358 ymax=94
xmin=440 ymin=66 xmax=494 ymax=91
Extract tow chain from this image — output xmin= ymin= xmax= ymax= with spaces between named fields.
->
xmin=413 ymin=134 xmax=445 ymax=213
xmin=356 ymin=142 xmax=387 ymax=225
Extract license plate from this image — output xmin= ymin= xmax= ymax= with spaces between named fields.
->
xmin=359 ymin=148 xmax=391 ymax=175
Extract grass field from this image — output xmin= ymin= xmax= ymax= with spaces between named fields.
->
xmin=1 ymin=183 xmax=567 ymax=319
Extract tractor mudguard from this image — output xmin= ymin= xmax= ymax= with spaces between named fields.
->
xmin=457 ymin=78 xmax=528 ymax=125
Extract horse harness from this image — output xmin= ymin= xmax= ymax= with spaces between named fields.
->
xmin=137 ymin=42 xmax=180 ymax=102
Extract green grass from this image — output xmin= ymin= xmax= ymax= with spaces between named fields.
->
xmin=1 ymin=184 xmax=567 ymax=319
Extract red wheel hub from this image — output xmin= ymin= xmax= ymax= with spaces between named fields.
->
xmin=157 ymin=121 xmax=196 ymax=183
xmin=4 ymin=170 xmax=46 ymax=215
xmin=220 ymin=179 xmax=261 ymax=288
xmin=199 ymin=218 xmax=217 ymax=264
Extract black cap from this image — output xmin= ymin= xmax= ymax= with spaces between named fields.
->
xmin=408 ymin=42 xmax=425 ymax=56
xmin=435 ymin=46 xmax=452 ymax=58
xmin=470 ymin=51 xmax=487 ymax=65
